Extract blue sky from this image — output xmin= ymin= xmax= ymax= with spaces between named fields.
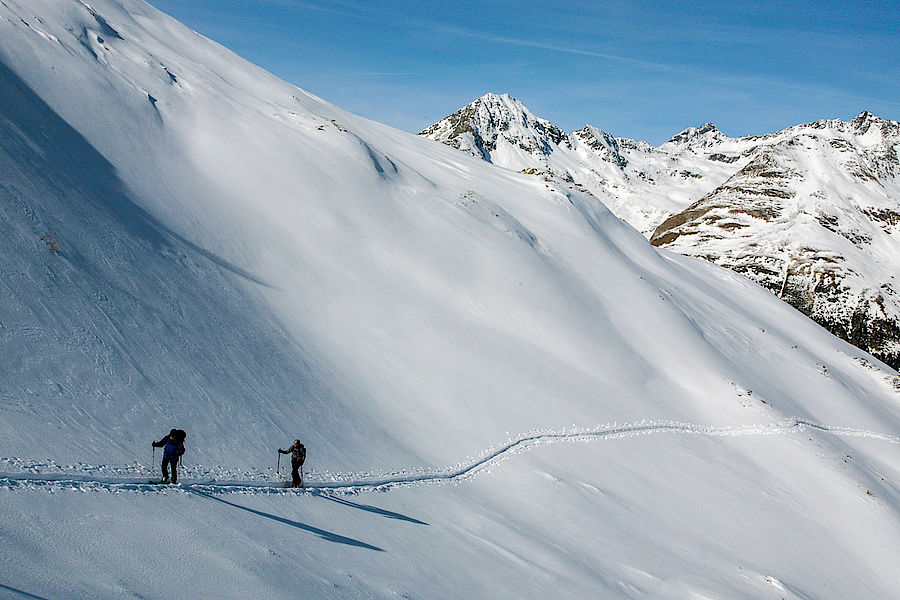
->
xmin=151 ymin=0 xmax=899 ymax=144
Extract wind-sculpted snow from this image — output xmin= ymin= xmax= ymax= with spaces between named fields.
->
xmin=2 ymin=418 xmax=896 ymax=495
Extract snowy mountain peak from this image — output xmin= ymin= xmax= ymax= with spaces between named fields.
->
xmin=571 ymin=125 xmax=628 ymax=169
xmin=781 ymin=111 xmax=900 ymax=148
xmin=419 ymin=92 xmax=568 ymax=168
xmin=442 ymin=92 xmax=534 ymax=127
xmin=664 ymin=122 xmax=728 ymax=148
xmin=851 ymin=110 xmax=878 ymax=130
xmin=847 ymin=110 xmax=900 ymax=140
xmin=472 ymin=92 xmax=528 ymax=115
xmin=573 ymin=124 xmax=618 ymax=149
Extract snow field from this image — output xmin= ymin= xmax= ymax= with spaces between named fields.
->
xmin=1 ymin=428 xmax=898 ymax=599
xmin=0 ymin=1 xmax=898 ymax=598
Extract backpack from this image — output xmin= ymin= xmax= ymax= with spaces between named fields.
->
xmin=297 ymin=443 xmax=306 ymax=465
xmin=164 ymin=429 xmax=186 ymax=459
xmin=163 ymin=439 xmax=183 ymax=459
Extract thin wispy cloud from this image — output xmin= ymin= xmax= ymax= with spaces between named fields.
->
xmin=437 ymin=25 xmax=677 ymax=72
xmin=255 ymin=0 xmax=383 ymax=23
xmin=152 ymin=0 xmax=900 ymax=141
xmin=327 ymin=72 xmax=415 ymax=78
xmin=438 ymin=23 xmax=900 ymax=111
xmin=257 ymin=1 xmax=679 ymax=74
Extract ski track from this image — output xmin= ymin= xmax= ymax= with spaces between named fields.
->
xmin=1 ymin=418 xmax=897 ymax=495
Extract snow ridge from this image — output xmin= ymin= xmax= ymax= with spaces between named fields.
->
xmin=2 ymin=417 xmax=896 ymax=495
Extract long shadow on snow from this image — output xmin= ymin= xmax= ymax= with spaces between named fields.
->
xmin=310 ymin=489 xmax=428 ymax=525
xmin=188 ymin=489 xmax=385 ymax=552
xmin=0 ymin=59 xmax=269 ymax=288
xmin=0 ymin=583 xmax=51 ymax=600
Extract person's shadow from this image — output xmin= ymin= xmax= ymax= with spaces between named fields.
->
xmin=0 ymin=583 xmax=51 ymax=599
xmin=310 ymin=489 xmax=428 ymax=525
xmin=188 ymin=489 xmax=384 ymax=552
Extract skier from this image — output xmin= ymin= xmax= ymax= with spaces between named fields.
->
xmin=278 ymin=439 xmax=306 ymax=488
xmin=152 ymin=428 xmax=186 ymax=484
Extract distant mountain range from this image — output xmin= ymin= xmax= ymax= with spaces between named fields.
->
xmin=421 ymin=94 xmax=900 ymax=369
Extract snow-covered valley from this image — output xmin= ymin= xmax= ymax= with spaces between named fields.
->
xmin=1 ymin=1 xmax=899 ymax=598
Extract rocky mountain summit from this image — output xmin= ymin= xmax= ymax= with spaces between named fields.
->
xmin=422 ymin=97 xmax=900 ymax=369
xmin=418 ymin=93 xmax=568 ymax=167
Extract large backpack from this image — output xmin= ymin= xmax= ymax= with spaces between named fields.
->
xmin=296 ymin=443 xmax=306 ymax=465
xmin=164 ymin=430 xmax=186 ymax=459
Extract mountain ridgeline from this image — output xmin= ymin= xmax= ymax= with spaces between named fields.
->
xmin=421 ymin=95 xmax=900 ymax=370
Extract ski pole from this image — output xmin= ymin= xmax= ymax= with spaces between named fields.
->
xmin=300 ymin=464 xmax=304 ymax=488
xmin=277 ymin=452 xmax=281 ymax=474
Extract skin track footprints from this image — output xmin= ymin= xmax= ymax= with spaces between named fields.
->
xmin=1 ymin=417 xmax=897 ymax=495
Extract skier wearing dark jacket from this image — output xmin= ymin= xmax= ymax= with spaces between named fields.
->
xmin=278 ymin=439 xmax=306 ymax=487
xmin=152 ymin=428 xmax=186 ymax=484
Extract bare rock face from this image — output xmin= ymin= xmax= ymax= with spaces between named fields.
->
xmin=650 ymin=117 xmax=900 ymax=369
xmin=423 ymin=99 xmax=900 ymax=369
xmin=419 ymin=93 xmax=568 ymax=168
xmin=650 ymin=151 xmax=793 ymax=247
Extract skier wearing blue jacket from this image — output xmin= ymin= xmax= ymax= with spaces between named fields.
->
xmin=152 ymin=428 xmax=186 ymax=484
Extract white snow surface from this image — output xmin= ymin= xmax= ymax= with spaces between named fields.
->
xmin=423 ymin=95 xmax=900 ymax=369
xmin=1 ymin=1 xmax=899 ymax=599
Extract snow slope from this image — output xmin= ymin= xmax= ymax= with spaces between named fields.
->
xmin=1 ymin=1 xmax=899 ymax=598
xmin=423 ymin=95 xmax=900 ymax=370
